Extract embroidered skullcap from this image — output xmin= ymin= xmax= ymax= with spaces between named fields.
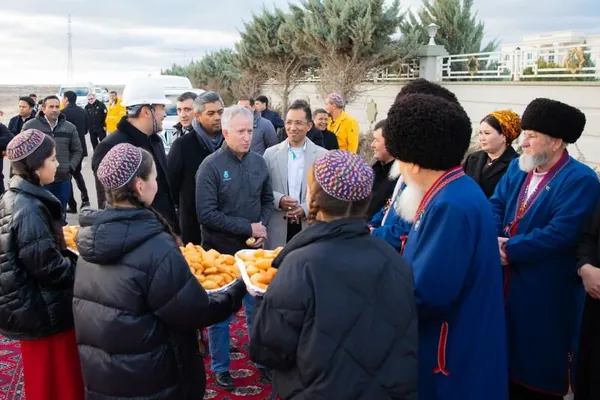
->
xmin=97 ymin=143 xmax=143 ymax=190
xmin=327 ymin=92 xmax=345 ymax=108
xmin=521 ymin=98 xmax=586 ymax=143
xmin=488 ymin=109 xmax=522 ymax=144
xmin=314 ymin=150 xmax=374 ymax=202
xmin=7 ymin=129 xmax=46 ymax=162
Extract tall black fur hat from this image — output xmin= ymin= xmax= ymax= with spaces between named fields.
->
xmin=521 ymin=98 xmax=586 ymax=143
xmin=395 ymin=78 xmax=459 ymax=105
xmin=385 ymin=93 xmax=472 ymax=171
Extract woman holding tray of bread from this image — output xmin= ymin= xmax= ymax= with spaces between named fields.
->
xmin=73 ymin=143 xmax=247 ymax=399
xmin=249 ymin=150 xmax=418 ymax=399
xmin=0 ymin=129 xmax=84 ymax=400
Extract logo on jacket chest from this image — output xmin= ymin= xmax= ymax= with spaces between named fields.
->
xmin=223 ymin=170 xmax=231 ymax=181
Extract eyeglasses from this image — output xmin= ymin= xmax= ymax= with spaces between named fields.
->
xmin=285 ymin=120 xmax=308 ymax=127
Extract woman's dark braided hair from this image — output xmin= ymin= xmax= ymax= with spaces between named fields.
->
xmin=105 ymin=149 xmax=181 ymax=245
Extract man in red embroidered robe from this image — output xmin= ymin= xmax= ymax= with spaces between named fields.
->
xmin=490 ymin=98 xmax=600 ymax=400
xmin=385 ymin=92 xmax=508 ymax=400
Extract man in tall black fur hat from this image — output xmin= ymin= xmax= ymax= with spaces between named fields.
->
xmin=385 ymin=93 xmax=508 ymax=400
xmin=490 ymin=98 xmax=600 ymax=399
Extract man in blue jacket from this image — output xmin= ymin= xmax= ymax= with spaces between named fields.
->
xmin=255 ymin=95 xmax=284 ymax=131
xmin=491 ymin=98 xmax=600 ymax=399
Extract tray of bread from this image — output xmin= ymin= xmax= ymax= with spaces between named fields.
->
xmin=235 ymin=247 xmax=283 ymax=296
xmin=63 ymin=225 xmax=80 ymax=255
xmin=180 ymin=243 xmax=240 ymax=293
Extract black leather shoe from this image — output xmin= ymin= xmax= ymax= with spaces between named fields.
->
xmin=81 ymin=201 xmax=91 ymax=209
xmin=215 ymin=371 xmax=234 ymax=390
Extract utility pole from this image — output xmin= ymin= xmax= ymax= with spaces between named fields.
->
xmin=67 ymin=14 xmax=74 ymax=81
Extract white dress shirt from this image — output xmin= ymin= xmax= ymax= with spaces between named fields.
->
xmin=287 ymin=141 xmax=306 ymax=201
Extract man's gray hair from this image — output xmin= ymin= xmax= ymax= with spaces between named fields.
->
xmin=193 ymin=91 xmax=224 ymax=113
xmin=221 ymin=105 xmax=253 ymax=131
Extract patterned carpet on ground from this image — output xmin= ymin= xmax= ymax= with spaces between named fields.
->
xmin=0 ymin=311 xmax=274 ymax=400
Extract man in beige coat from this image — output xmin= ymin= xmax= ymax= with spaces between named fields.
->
xmin=263 ymin=101 xmax=327 ymax=249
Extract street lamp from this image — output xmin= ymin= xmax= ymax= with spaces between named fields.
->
xmin=427 ymin=23 xmax=439 ymax=46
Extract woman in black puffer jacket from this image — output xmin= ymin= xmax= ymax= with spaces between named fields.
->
xmin=250 ymin=151 xmax=418 ymax=399
xmin=0 ymin=129 xmax=84 ymax=400
xmin=73 ymin=143 xmax=246 ymax=400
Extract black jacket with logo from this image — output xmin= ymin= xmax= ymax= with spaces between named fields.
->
xmin=196 ymin=145 xmax=274 ymax=255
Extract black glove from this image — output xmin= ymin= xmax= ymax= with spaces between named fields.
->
xmin=228 ymin=278 xmax=247 ymax=314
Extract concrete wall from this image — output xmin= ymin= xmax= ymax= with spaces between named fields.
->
xmin=261 ymin=81 xmax=600 ymax=167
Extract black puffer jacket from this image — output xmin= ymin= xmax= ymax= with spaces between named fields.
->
xmin=73 ymin=206 xmax=246 ymax=400
xmin=0 ymin=176 xmax=77 ymax=340
xmin=250 ymin=219 xmax=419 ymax=399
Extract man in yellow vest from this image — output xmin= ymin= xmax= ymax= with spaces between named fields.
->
xmin=326 ymin=92 xmax=360 ymax=153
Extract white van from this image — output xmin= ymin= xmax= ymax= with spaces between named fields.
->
xmin=58 ymin=82 xmax=94 ymax=108
xmin=151 ymin=75 xmax=205 ymax=153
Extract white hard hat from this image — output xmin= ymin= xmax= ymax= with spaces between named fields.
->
xmin=121 ymin=76 xmax=171 ymax=107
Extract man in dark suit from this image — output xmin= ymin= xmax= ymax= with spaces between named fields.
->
xmin=61 ymin=91 xmax=91 ymax=211
xmin=313 ymin=108 xmax=339 ymax=150
xmin=167 ymin=91 xmax=224 ymax=245
xmin=255 ymin=95 xmax=284 ymax=131
xmin=8 ymin=96 xmax=35 ymax=134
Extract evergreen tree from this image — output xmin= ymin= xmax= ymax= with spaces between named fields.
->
xmin=237 ymin=7 xmax=310 ymax=112
xmin=400 ymin=0 xmax=498 ymax=55
xmin=282 ymin=0 xmax=408 ymax=103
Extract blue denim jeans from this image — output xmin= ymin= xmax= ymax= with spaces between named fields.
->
xmin=208 ymin=294 xmax=260 ymax=374
xmin=44 ymin=180 xmax=71 ymax=225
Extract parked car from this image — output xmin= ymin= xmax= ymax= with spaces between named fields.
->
xmin=93 ymin=87 xmax=109 ymax=103
xmin=58 ymin=82 xmax=94 ymax=108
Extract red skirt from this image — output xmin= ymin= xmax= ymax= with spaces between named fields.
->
xmin=20 ymin=329 xmax=85 ymax=400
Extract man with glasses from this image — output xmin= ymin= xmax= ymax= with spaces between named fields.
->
xmin=263 ymin=100 xmax=327 ymax=248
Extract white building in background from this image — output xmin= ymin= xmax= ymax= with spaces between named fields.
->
xmin=501 ymin=31 xmax=600 ymax=66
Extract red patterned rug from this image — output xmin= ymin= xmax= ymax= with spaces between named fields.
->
xmin=0 ymin=312 xmax=273 ymax=400
xmin=0 ymin=336 xmax=25 ymax=400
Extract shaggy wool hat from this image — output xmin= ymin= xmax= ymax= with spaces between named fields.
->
xmin=314 ymin=150 xmax=374 ymax=202
xmin=521 ymin=98 xmax=586 ymax=143
xmin=97 ymin=143 xmax=143 ymax=189
xmin=327 ymin=92 xmax=345 ymax=108
xmin=7 ymin=129 xmax=46 ymax=162
xmin=488 ymin=109 xmax=522 ymax=144
xmin=395 ymin=78 xmax=459 ymax=105
xmin=385 ymin=93 xmax=472 ymax=171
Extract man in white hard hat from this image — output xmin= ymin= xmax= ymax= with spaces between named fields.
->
xmin=91 ymin=76 xmax=180 ymax=234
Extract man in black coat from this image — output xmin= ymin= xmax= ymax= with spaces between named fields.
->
xmin=61 ymin=91 xmax=91 ymax=211
xmin=168 ymin=91 xmax=223 ymax=245
xmin=313 ymin=108 xmax=339 ymax=150
xmin=367 ymin=119 xmax=397 ymax=220
xmin=84 ymin=93 xmax=107 ymax=150
xmin=0 ymin=123 xmax=14 ymax=194
xmin=92 ymin=77 xmax=180 ymax=234
xmin=8 ymin=96 xmax=35 ymax=135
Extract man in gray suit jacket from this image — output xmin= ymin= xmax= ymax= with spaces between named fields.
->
xmin=263 ymin=101 xmax=327 ymax=249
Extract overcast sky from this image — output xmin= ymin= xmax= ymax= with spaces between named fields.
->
xmin=0 ymin=0 xmax=598 ymax=84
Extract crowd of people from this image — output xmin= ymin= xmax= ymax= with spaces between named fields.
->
xmin=0 ymin=76 xmax=599 ymax=400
